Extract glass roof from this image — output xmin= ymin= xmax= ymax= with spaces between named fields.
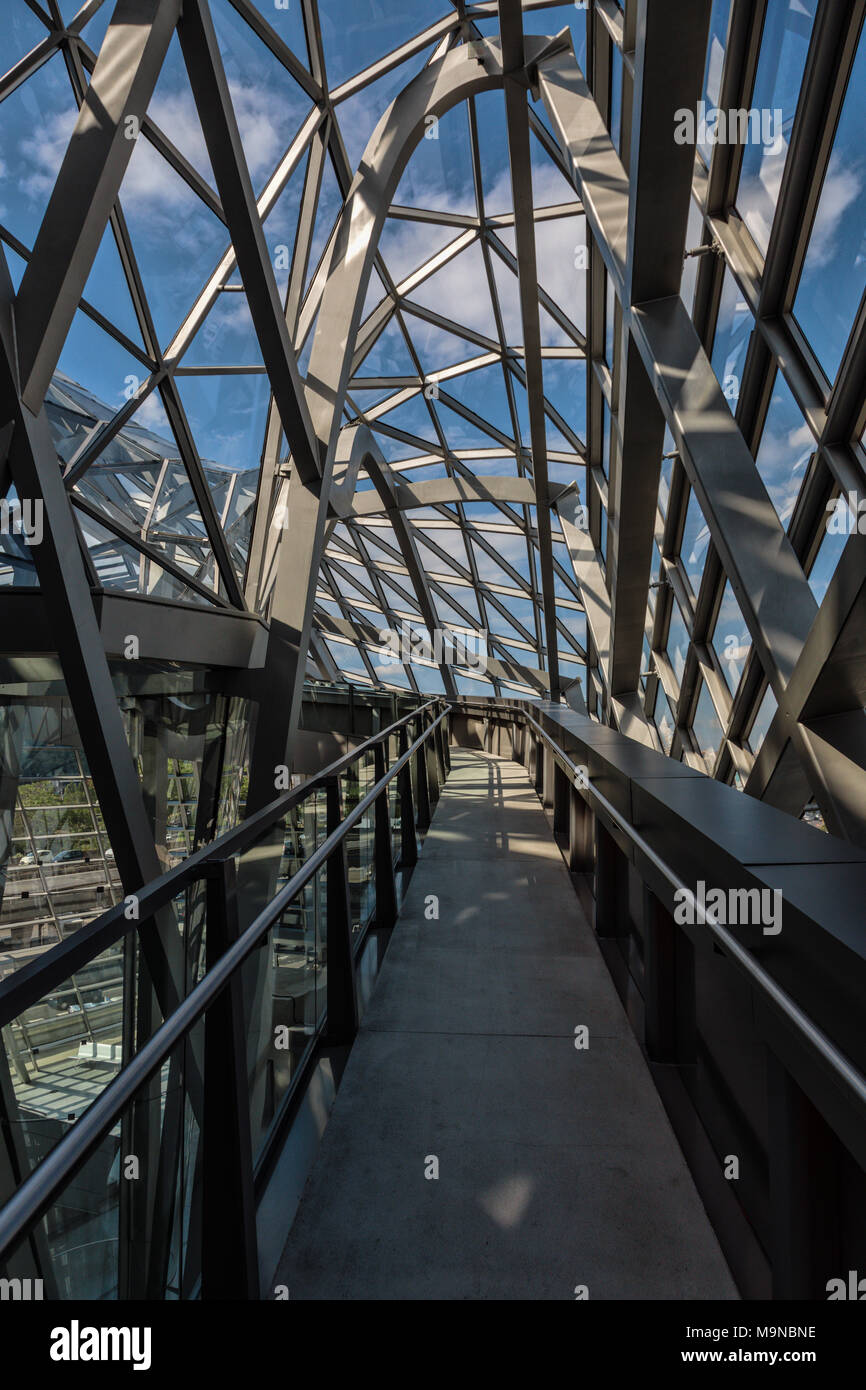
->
xmin=0 ymin=0 xmax=587 ymax=703
xmin=2 ymin=0 xmax=865 ymax=821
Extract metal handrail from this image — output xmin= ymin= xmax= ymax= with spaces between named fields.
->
xmin=0 ymin=697 xmax=443 ymax=1029
xmin=516 ymin=706 xmax=866 ymax=1112
xmin=0 ymin=705 xmax=450 ymax=1263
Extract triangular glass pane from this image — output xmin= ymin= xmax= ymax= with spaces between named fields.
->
xmin=210 ymin=0 xmax=309 ymax=194
xmin=81 ymin=225 xmax=147 ymax=352
xmin=0 ymin=52 xmax=79 ymax=250
xmin=410 ymin=241 xmax=499 ymax=339
xmin=185 ymin=290 xmax=266 ymax=367
xmin=263 ymin=157 xmax=306 ymax=299
xmin=304 ymin=155 xmax=344 ymax=296
xmin=121 ymin=139 xmax=231 ymax=351
xmin=347 ymin=387 xmax=404 ymax=417
xmin=148 ymin=32 xmax=218 ymax=189
xmin=437 ymin=400 xmax=505 ymax=452
xmin=320 ymin=0 xmax=446 ymax=88
xmin=487 ymin=595 xmax=537 ymax=638
xmin=376 ymin=393 xmax=439 ymax=445
xmin=530 ymin=131 xmax=579 ymax=207
xmin=473 ymin=533 xmax=531 ymax=584
xmin=175 ymin=373 xmax=270 ymax=474
xmin=474 ymin=90 xmax=513 ymax=216
xmin=247 ymin=0 xmax=309 ymax=66
xmin=380 ymin=216 xmax=468 ymax=286
xmin=54 ymin=310 xmax=148 ymax=423
xmin=361 ymin=266 xmax=389 ymax=321
xmin=535 ymin=215 xmax=586 ymax=336
xmin=372 ymin=431 xmax=431 ymax=464
xmin=5 ymin=4 xmax=50 ymax=71
xmin=355 ymin=316 xmax=418 ymax=377
xmin=404 ymin=314 xmax=491 ymax=369
xmin=489 ymin=254 xmax=523 ymax=346
xmin=3 ymin=244 xmax=28 ymax=293
xmin=441 ymin=363 xmax=512 ymax=435
xmin=394 ymin=102 xmax=477 ymax=216
xmin=542 ymin=357 xmax=586 ymax=443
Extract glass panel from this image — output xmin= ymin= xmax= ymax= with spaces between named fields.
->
xmin=666 ymin=595 xmax=690 ymax=685
xmin=605 ymin=270 xmax=616 ymax=367
xmin=792 ymin=23 xmax=866 ymax=385
xmin=749 ymin=683 xmax=778 ymax=753
xmin=653 ymin=684 xmax=676 ymax=752
xmin=711 ymin=268 xmax=755 ymax=414
xmin=737 ymin=0 xmax=819 ymax=256
xmin=693 ymin=678 xmax=724 ymax=766
xmin=610 ymin=41 xmax=623 ymax=154
xmin=699 ymin=0 xmax=734 ymax=164
xmin=2 ymin=1029 xmax=203 ymax=1300
xmin=713 ymin=579 xmax=751 ymax=694
xmin=680 ymin=198 xmax=704 ymax=315
xmin=754 ymin=370 xmax=814 ymax=529
xmin=808 ymin=508 xmax=848 ymax=605
xmin=239 ymin=788 xmax=327 ymax=1161
xmin=343 ymin=748 xmax=376 ymax=935
xmin=680 ymin=487 xmax=711 ymax=597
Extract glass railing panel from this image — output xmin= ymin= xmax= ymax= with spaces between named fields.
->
xmin=238 ymin=788 xmax=327 ymax=1162
xmin=0 ymin=1026 xmax=204 ymax=1301
xmin=0 ymin=890 xmax=203 ymax=1172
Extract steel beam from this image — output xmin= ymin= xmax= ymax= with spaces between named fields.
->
xmin=15 ymin=0 xmax=182 ymax=413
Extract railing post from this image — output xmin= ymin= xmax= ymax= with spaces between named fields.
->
xmin=425 ymin=716 xmax=440 ymax=803
xmin=434 ymin=714 xmax=448 ymax=784
xmin=643 ymin=888 xmax=683 ymax=1063
xmin=533 ymin=735 xmax=544 ymax=795
xmin=594 ymin=820 xmax=621 ymax=939
xmin=568 ymin=783 xmax=592 ymax=872
xmin=398 ymin=725 xmax=418 ymax=869
xmin=416 ymin=720 xmax=431 ymax=831
xmin=542 ymin=746 xmax=555 ymax=810
xmin=442 ymin=706 xmax=452 ymax=773
xmin=201 ymin=856 xmax=260 ymax=1300
xmin=553 ymin=760 xmax=569 ymax=835
xmin=373 ymin=742 xmax=398 ymax=932
xmin=324 ymin=777 xmax=358 ymax=1045
xmin=766 ymin=1051 xmax=841 ymax=1299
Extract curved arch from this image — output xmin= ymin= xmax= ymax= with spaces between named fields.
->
xmin=250 ymin=31 xmax=562 ymax=796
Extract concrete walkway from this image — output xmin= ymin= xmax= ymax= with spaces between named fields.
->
xmin=275 ymin=750 xmax=737 ymax=1300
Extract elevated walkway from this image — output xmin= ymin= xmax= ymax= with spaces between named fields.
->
xmin=275 ymin=749 xmax=737 ymax=1300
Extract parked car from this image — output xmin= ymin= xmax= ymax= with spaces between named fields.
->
xmin=53 ymin=849 xmax=89 ymax=863
xmin=19 ymin=850 xmax=52 ymax=866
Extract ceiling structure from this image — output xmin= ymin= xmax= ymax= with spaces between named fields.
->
xmin=1 ymin=0 xmax=865 ymax=846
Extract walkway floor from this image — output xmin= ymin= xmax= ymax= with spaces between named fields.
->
xmin=274 ymin=749 xmax=737 ymax=1300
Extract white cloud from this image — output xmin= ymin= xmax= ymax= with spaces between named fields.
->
xmin=805 ymin=154 xmax=863 ymax=269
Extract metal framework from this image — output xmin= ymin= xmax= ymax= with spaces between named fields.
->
xmin=0 ymin=0 xmax=865 ymax=1303
xmin=0 ymin=0 xmax=861 ymax=845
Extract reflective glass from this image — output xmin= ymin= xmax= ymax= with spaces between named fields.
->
xmin=737 ymin=0 xmax=819 ymax=255
xmin=793 ymin=23 xmax=866 ymax=385
xmin=711 ymin=268 xmax=754 ymax=414
xmin=754 ymin=370 xmax=814 ymax=529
